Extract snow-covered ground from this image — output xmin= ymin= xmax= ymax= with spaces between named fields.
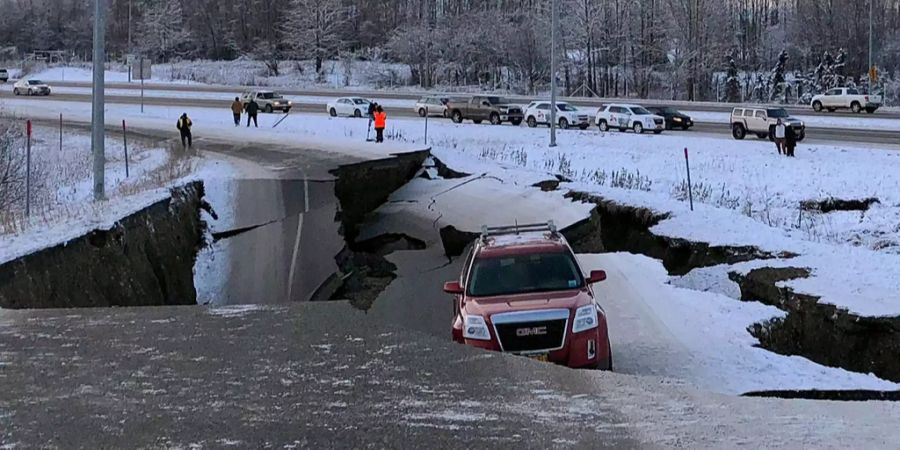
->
xmin=589 ymin=252 xmax=899 ymax=394
xmin=0 ymin=124 xmax=242 ymax=269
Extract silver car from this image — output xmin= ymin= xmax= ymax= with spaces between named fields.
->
xmin=13 ymin=79 xmax=51 ymax=96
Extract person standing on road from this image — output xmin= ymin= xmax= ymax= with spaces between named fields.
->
xmin=246 ymin=97 xmax=260 ymax=128
xmin=231 ymin=97 xmax=243 ymax=127
xmin=774 ymin=119 xmax=786 ymax=155
xmin=374 ymin=105 xmax=387 ymax=144
xmin=177 ymin=113 xmax=193 ymax=148
xmin=784 ymin=124 xmax=797 ymax=157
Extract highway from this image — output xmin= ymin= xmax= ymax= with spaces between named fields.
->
xmin=43 ymin=79 xmax=900 ymax=119
xmin=4 ymin=89 xmax=899 ymax=146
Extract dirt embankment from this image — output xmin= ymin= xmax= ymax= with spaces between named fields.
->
xmin=0 ymin=182 xmax=206 ymax=309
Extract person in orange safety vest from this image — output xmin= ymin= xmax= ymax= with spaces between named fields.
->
xmin=373 ymin=105 xmax=386 ymax=143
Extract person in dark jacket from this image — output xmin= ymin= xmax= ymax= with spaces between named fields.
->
xmin=176 ymin=113 xmax=192 ymax=148
xmin=367 ymin=101 xmax=377 ymax=119
xmin=231 ymin=97 xmax=243 ymax=127
xmin=245 ymin=98 xmax=259 ymax=127
xmin=784 ymin=125 xmax=797 ymax=157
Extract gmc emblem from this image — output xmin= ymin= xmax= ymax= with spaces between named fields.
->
xmin=516 ymin=326 xmax=548 ymax=337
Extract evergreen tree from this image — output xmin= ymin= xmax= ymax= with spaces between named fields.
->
xmin=724 ymin=50 xmax=742 ymax=103
xmin=769 ymin=50 xmax=788 ymax=102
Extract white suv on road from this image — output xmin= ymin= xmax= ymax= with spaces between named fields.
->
xmin=524 ymin=101 xmax=591 ymax=129
xmin=596 ymin=104 xmax=664 ymax=134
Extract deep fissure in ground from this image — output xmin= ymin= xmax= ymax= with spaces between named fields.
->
xmin=562 ymin=190 xmax=900 ymax=385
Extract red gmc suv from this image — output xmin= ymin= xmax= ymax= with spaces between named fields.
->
xmin=444 ymin=222 xmax=612 ymax=370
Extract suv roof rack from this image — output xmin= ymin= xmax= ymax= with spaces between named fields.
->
xmin=480 ymin=221 xmax=559 ymax=243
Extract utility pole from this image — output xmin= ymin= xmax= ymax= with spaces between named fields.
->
xmin=549 ymin=0 xmax=558 ymax=148
xmin=92 ymin=0 xmax=106 ymax=201
xmin=127 ymin=0 xmax=132 ymax=83
xmin=869 ymin=0 xmax=875 ymax=85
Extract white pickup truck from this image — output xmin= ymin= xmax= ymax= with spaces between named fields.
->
xmin=811 ymin=87 xmax=883 ymax=114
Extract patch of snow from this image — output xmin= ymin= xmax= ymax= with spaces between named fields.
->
xmin=205 ymin=304 xmax=268 ymax=318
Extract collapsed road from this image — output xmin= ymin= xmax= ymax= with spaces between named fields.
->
xmin=2 ymin=125 xmax=900 ymax=447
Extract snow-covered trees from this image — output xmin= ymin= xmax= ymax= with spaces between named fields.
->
xmin=3 ymin=0 xmax=900 ymax=101
xmin=769 ymin=50 xmax=788 ymax=102
xmin=284 ymin=0 xmax=348 ymax=76
xmin=136 ymin=0 xmax=191 ymax=61
xmin=724 ymin=51 xmax=742 ymax=103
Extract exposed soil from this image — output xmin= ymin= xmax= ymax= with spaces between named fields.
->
xmin=0 ymin=182 xmax=206 ymax=309
xmin=800 ymin=197 xmax=880 ymax=213
xmin=731 ymin=267 xmax=900 ymax=382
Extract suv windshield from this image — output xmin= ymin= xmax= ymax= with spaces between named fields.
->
xmin=467 ymin=252 xmax=584 ymax=297
xmin=557 ymin=103 xmax=577 ymax=112
xmin=766 ymin=108 xmax=789 ymax=118
xmin=260 ymin=92 xmax=281 ymax=99
xmin=630 ymin=106 xmax=652 ymax=115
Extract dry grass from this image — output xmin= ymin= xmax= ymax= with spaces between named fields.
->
xmin=0 ymin=126 xmax=198 ymax=237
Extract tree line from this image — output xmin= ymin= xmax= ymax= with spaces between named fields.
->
xmin=1 ymin=0 xmax=899 ymax=101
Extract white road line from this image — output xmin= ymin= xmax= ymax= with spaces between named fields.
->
xmin=287 ymin=169 xmax=311 ymax=300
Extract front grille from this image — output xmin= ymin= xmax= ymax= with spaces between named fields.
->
xmin=577 ymin=115 xmax=590 ymax=121
xmin=654 ymin=119 xmax=664 ymax=125
xmin=507 ymin=108 xmax=522 ymax=115
xmin=494 ymin=319 xmax=567 ymax=353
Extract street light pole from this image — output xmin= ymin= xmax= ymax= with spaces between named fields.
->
xmin=549 ymin=0 xmax=558 ymax=148
xmin=92 ymin=0 xmax=106 ymax=201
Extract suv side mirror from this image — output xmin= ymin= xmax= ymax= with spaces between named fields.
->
xmin=587 ymin=270 xmax=607 ymax=284
xmin=444 ymin=281 xmax=464 ymax=295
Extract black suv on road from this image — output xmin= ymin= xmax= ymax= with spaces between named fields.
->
xmin=647 ymin=106 xmax=693 ymax=130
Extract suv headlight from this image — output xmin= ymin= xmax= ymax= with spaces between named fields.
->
xmin=572 ymin=305 xmax=598 ymax=333
xmin=463 ymin=315 xmax=491 ymax=341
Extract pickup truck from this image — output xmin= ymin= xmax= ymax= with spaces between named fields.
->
xmin=811 ymin=87 xmax=882 ymax=114
xmin=447 ymin=96 xmax=523 ymax=126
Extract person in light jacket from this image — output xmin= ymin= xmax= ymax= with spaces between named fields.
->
xmin=231 ymin=97 xmax=243 ymax=127
xmin=774 ymin=119 xmax=786 ymax=155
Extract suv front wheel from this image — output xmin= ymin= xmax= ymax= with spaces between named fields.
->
xmin=598 ymin=120 xmax=609 ymax=132
xmin=732 ymin=123 xmax=746 ymax=140
xmin=633 ymin=122 xmax=644 ymax=134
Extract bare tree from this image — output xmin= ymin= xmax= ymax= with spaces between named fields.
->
xmin=285 ymin=0 xmax=348 ymax=76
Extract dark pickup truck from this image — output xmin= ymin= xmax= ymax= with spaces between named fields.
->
xmin=447 ymin=96 xmax=524 ymax=126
